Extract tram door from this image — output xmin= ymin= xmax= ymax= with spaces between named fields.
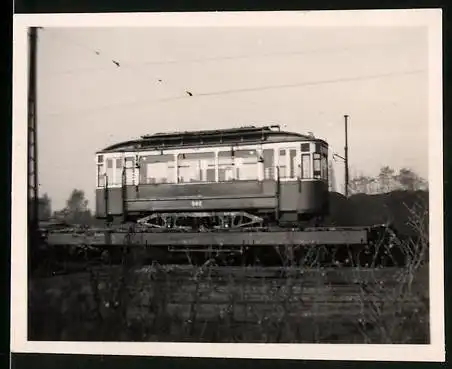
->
xmin=277 ymin=148 xmax=299 ymax=217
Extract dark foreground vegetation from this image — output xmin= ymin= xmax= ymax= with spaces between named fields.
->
xmin=29 ymin=264 xmax=428 ymax=343
xmin=28 ymin=189 xmax=429 ymax=343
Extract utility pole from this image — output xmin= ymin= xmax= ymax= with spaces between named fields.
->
xmin=28 ymin=27 xmax=38 ymax=239
xmin=344 ymin=114 xmax=349 ymax=198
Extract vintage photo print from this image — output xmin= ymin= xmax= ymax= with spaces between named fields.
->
xmin=11 ymin=9 xmax=444 ymax=362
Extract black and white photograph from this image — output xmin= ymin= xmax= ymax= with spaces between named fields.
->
xmin=11 ymin=9 xmax=444 ymax=361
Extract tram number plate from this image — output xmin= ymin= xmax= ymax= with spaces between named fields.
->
xmin=191 ymin=200 xmax=203 ymax=208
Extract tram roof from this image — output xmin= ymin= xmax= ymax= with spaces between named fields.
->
xmin=96 ymin=125 xmax=328 ymax=154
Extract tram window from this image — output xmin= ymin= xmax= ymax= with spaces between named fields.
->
xmin=97 ymin=164 xmax=105 ymax=187
xmin=206 ymin=165 xmax=215 ymax=182
xmin=114 ymin=158 xmax=123 ymax=185
xmin=178 ymin=152 xmax=214 ymax=183
xmin=313 ymin=153 xmax=321 ymax=179
xmin=301 ymin=154 xmax=311 ymax=179
xmin=321 ymin=153 xmax=328 ymax=180
xmin=140 ymin=154 xmax=175 ymax=184
xmin=97 ymin=155 xmax=104 ymax=163
xmin=289 ymin=149 xmax=297 ymax=178
xmin=278 ymin=149 xmax=287 ymax=178
xmin=105 ymin=158 xmax=114 ymax=184
xmin=234 ymin=149 xmax=258 ymax=180
xmin=218 ymin=151 xmax=235 ymax=181
xmin=301 ymin=143 xmax=310 ymax=152
xmin=262 ymin=149 xmax=274 ymax=180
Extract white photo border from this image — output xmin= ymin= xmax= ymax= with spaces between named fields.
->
xmin=11 ymin=9 xmax=444 ymax=362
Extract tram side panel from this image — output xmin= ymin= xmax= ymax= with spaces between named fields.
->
xmin=95 ymin=179 xmax=329 ymax=223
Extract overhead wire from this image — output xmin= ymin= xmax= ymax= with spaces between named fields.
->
xmin=39 ymin=29 xmax=425 ymax=111
xmin=39 ymin=27 xmax=123 ymax=69
xmin=38 ymin=29 xmax=426 ymax=121
xmin=182 ymin=69 xmax=425 ymax=98
xmin=42 ymin=68 xmax=426 ymax=118
xmin=40 ymin=29 xmax=420 ymax=78
xmin=39 ymin=27 xmax=182 ymax=91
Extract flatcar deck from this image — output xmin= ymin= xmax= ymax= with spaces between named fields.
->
xmin=42 ymin=225 xmax=398 ymax=246
xmin=43 ymin=227 xmax=374 ymax=247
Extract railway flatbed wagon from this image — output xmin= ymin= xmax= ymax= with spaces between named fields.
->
xmin=40 ymin=224 xmax=403 ymax=267
xmin=35 ymin=126 xmax=407 ymax=268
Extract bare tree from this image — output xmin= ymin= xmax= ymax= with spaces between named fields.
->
xmin=378 ymin=166 xmax=395 ymax=193
xmin=395 ymin=168 xmax=428 ymax=191
xmin=349 ymin=175 xmax=376 ymax=194
xmin=57 ymin=189 xmax=93 ymax=225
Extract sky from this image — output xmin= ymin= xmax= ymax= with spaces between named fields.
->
xmin=36 ymin=25 xmax=429 ymax=211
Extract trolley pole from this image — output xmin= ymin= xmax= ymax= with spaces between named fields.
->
xmin=344 ymin=114 xmax=349 ymax=198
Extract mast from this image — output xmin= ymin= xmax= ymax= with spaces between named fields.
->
xmin=344 ymin=114 xmax=349 ymax=197
xmin=28 ymin=27 xmax=38 ymax=233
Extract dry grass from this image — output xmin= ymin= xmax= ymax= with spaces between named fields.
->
xmin=28 ymin=204 xmax=429 ymax=344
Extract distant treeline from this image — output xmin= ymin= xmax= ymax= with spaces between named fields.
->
xmin=31 ymin=189 xmax=105 ymax=227
xmin=347 ymin=166 xmax=428 ymax=194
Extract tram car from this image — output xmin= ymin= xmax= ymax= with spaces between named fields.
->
xmin=94 ymin=125 xmax=330 ymax=231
